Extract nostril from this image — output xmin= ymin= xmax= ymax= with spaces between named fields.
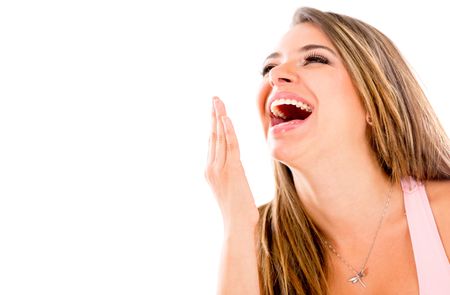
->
xmin=279 ymin=77 xmax=292 ymax=83
xmin=269 ymin=77 xmax=291 ymax=87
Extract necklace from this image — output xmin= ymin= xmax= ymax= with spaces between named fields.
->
xmin=323 ymin=182 xmax=394 ymax=288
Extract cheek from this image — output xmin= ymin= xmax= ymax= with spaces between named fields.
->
xmin=316 ymin=70 xmax=363 ymax=111
xmin=309 ymin=70 xmax=366 ymax=130
xmin=336 ymin=74 xmax=366 ymax=121
xmin=321 ymin=82 xmax=366 ymax=134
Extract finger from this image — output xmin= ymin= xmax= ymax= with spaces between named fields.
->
xmin=214 ymin=96 xmax=227 ymax=117
xmin=214 ymin=98 xmax=226 ymax=168
xmin=207 ymin=97 xmax=217 ymax=166
xmin=221 ymin=116 xmax=240 ymax=161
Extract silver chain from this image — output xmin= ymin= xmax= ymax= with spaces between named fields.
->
xmin=323 ymin=182 xmax=394 ymax=288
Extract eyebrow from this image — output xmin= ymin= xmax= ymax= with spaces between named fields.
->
xmin=264 ymin=44 xmax=337 ymax=61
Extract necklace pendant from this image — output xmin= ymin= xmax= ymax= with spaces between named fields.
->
xmin=348 ymin=271 xmax=366 ymax=288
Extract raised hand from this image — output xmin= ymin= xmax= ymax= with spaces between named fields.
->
xmin=205 ymin=97 xmax=259 ymax=233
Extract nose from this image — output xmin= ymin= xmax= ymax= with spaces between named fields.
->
xmin=269 ymin=62 xmax=298 ymax=87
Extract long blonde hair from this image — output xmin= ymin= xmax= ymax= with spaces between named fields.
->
xmin=257 ymin=7 xmax=450 ymax=295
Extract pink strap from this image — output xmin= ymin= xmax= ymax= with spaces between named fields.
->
xmin=401 ymin=176 xmax=450 ymax=295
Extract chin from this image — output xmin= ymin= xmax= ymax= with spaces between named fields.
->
xmin=268 ymin=137 xmax=305 ymax=167
xmin=267 ymin=128 xmax=326 ymax=173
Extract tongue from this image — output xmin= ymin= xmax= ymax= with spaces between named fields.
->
xmin=278 ymin=105 xmax=312 ymax=121
xmin=271 ymin=116 xmax=286 ymax=126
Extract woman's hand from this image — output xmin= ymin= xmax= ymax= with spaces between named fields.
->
xmin=205 ymin=97 xmax=259 ymax=234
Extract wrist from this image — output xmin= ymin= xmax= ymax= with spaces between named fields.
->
xmin=224 ymin=219 xmax=259 ymax=238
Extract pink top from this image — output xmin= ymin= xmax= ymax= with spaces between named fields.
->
xmin=401 ymin=176 xmax=450 ymax=295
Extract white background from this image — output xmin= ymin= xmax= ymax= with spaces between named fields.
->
xmin=0 ymin=0 xmax=448 ymax=294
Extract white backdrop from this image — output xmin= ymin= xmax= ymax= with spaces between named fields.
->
xmin=0 ymin=0 xmax=449 ymax=294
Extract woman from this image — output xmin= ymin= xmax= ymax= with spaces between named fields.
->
xmin=205 ymin=7 xmax=450 ymax=295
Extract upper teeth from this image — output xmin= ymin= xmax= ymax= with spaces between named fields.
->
xmin=270 ymin=99 xmax=313 ymax=117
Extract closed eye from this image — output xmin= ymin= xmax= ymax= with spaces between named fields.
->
xmin=303 ymin=53 xmax=329 ymax=65
xmin=260 ymin=53 xmax=330 ymax=77
xmin=261 ymin=64 xmax=276 ymax=77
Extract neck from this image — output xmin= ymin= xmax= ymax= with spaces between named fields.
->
xmin=287 ymin=147 xmax=403 ymax=245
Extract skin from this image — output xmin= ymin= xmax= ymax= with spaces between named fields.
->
xmin=258 ymin=22 xmax=398 ymax=240
xmin=257 ymin=22 xmax=450 ymax=293
xmin=205 ymin=98 xmax=260 ymax=295
xmin=206 ymin=22 xmax=449 ymax=294
xmin=206 ymin=97 xmax=259 ymax=233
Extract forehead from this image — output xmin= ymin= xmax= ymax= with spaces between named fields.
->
xmin=274 ymin=22 xmax=336 ymax=54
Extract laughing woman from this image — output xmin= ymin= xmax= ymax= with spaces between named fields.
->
xmin=205 ymin=7 xmax=450 ymax=295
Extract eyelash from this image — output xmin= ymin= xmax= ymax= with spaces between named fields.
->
xmin=261 ymin=52 xmax=330 ymax=76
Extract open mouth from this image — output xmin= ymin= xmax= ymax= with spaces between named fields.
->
xmin=269 ymin=98 xmax=313 ymax=126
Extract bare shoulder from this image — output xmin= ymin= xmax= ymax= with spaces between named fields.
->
xmin=425 ymin=179 xmax=450 ymax=261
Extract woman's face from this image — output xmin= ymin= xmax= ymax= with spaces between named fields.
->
xmin=257 ymin=22 xmax=368 ymax=166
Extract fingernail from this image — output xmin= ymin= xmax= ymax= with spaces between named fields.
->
xmin=215 ymin=98 xmax=221 ymax=108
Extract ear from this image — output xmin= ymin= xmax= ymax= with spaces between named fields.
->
xmin=366 ymin=113 xmax=373 ymax=125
